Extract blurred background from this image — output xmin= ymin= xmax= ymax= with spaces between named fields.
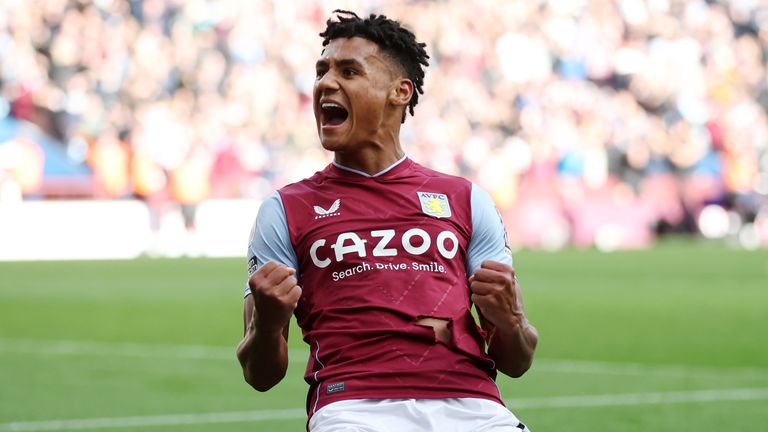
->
xmin=2 ymin=0 xmax=768 ymax=261
xmin=2 ymin=2 xmax=768 ymax=431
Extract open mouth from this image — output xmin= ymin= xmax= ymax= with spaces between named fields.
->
xmin=321 ymin=102 xmax=349 ymax=127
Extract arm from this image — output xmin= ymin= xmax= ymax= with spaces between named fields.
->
xmin=237 ymin=262 xmax=301 ymax=391
xmin=470 ymin=261 xmax=538 ymax=377
xmin=466 ymin=184 xmax=538 ymax=377
xmin=236 ymin=192 xmax=301 ymax=391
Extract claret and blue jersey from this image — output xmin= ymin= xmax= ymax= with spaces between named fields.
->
xmin=246 ymin=156 xmax=513 ymax=415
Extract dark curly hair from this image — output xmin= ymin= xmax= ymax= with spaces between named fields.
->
xmin=319 ymin=10 xmax=430 ymax=122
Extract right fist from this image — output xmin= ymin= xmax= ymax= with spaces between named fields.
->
xmin=248 ymin=261 xmax=302 ymax=333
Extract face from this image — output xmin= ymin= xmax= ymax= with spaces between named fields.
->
xmin=313 ymin=37 xmax=401 ymax=151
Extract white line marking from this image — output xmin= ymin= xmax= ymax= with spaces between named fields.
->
xmin=507 ymin=387 xmax=768 ymax=409
xmin=0 ymin=409 xmax=306 ymax=432
xmin=531 ymin=359 xmax=768 ymax=379
xmin=0 ymin=338 xmax=768 ymax=378
xmin=0 ymin=339 xmax=229 ymax=360
xmin=1 ymin=388 xmax=766 ymax=431
xmin=0 ymin=338 xmax=307 ymax=362
xmin=2 ymin=338 xmax=767 ymax=379
xmin=0 ymin=337 xmax=695 ymax=371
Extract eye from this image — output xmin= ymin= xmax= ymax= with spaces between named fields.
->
xmin=316 ymin=69 xmax=326 ymax=79
xmin=343 ymin=68 xmax=357 ymax=77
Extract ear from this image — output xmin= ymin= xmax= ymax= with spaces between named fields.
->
xmin=388 ymin=79 xmax=414 ymax=108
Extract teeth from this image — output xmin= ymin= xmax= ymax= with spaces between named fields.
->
xmin=322 ymin=103 xmax=343 ymax=110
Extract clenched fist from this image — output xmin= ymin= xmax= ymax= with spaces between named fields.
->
xmin=469 ymin=260 xmax=537 ymax=378
xmin=469 ymin=260 xmax=525 ymax=332
xmin=248 ymin=261 xmax=302 ymax=334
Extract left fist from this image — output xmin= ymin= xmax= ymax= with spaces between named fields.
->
xmin=469 ymin=260 xmax=524 ymax=331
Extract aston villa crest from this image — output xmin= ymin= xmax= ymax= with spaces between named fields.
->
xmin=417 ymin=191 xmax=451 ymax=218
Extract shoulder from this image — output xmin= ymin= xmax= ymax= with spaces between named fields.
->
xmin=278 ymin=165 xmax=333 ymax=196
xmin=409 ymin=161 xmax=472 ymax=188
xmin=409 ymin=160 xmax=468 ymax=182
xmin=251 ymin=191 xmax=287 ymax=235
xmin=256 ymin=190 xmax=285 ymax=215
xmin=470 ymin=183 xmax=495 ymax=208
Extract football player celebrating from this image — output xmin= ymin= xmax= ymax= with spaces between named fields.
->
xmin=237 ymin=10 xmax=538 ymax=432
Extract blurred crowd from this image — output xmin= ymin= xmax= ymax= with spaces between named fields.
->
xmin=1 ymin=0 xmax=768 ymax=249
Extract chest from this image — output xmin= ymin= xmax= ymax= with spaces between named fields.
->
xmin=283 ymin=182 xmax=471 ymax=268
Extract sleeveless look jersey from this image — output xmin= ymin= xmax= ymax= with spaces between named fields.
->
xmin=246 ymin=157 xmax=512 ymax=417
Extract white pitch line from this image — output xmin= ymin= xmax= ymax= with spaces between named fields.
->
xmin=1 ymin=388 xmax=767 ymax=431
xmin=530 ymin=359 xmax=768 ymax=379
xmin=0 ymin=338 xmax=309 ymax=362
xmin=506 ymin=387 xmax=768 ymax=409
xmin=0 ymin=408 xmax=306 ymax=432
xmin=2 ymin=338 xmax=767 ymax=379
xmin=0 ymin=339 xmax=233 ymax=360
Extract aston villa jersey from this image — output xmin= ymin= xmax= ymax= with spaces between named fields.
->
xmin=246 ymin=157 xmax=513 ymax=417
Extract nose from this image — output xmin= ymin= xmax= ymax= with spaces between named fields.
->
xmin=315 ymin=70 xmax=340 ymax=94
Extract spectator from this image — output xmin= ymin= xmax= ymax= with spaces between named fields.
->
xmin=0 ymin=0 xmax=766 ymax=249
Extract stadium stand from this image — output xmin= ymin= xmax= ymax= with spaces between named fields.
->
xmin=1 ymin=0 xmax=767 ymax=253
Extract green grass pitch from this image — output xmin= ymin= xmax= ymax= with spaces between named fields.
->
xmin=1 ymin=242 xmax=767 ymax=431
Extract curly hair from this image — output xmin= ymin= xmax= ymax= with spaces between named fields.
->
xmin=319 ymin=10 xmax=430 ymax=122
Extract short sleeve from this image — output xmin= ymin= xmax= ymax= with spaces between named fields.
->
xmin=466 ymin=183 xmax=513 ymax=275
xmin=244 ymin=191 xmax=299 ymax=297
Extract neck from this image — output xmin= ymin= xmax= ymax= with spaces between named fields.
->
xmin=333 ymin=127 xmax=404 ymax=175
xmin=334 ymin=146 xmax=404 ymax=175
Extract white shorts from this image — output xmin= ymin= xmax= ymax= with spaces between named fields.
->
xmin=308 ymin=398 xmax=531 ymax=432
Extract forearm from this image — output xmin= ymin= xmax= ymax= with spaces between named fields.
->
xmin=236 ymin=318 xmax=289 ymax=392
xmin=486 ymin=317 xmax=538 ymax=378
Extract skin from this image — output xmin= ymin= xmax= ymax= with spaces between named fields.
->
xmin=312 ymin=37 xmax=413 ymax=175
xmin=470 ymin=261 xmax=538 ymax=377
xmin=236 ymin=36 xmax=537 ymax=391
xmin=236 ymin=262 xmax=300 ymax=391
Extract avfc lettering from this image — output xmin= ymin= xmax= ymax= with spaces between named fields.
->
xmin=309 ymin=228 xmax=459 ymax=268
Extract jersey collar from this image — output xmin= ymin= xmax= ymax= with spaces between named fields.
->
xmin=330 ymin=154 xmax=410 ymax=178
